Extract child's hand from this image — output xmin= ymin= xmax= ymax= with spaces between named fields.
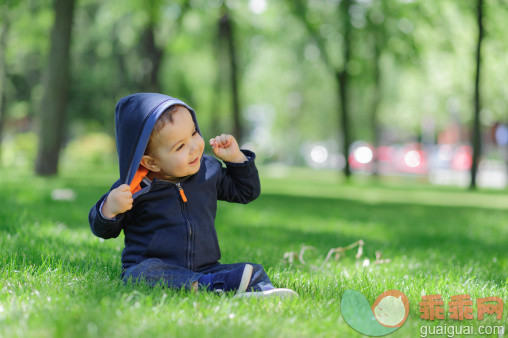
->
xmin=209 ymin=134 xmax=247 ymax=163
xmin=101 ymin=184 xmax=133 ymax=219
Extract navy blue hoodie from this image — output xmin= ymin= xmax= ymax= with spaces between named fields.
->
xmin=88 ymin=93 xmax=260 ymax=271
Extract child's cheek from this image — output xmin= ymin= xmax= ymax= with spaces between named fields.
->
xmin=198 ymin=137 xmax=205 ymax=155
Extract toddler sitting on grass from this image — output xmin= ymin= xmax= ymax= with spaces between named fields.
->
xmin=89 ymin=93 xmax=297 ymax=298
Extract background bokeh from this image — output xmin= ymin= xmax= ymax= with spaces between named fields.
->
xmin=1 ymin=0 xmax=507 ymax=189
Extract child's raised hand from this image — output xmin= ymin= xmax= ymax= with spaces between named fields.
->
xmin=209 ymin=134 xmax=247 ymax=163
xmin=101 ymin=184 xmax=133 ymax=219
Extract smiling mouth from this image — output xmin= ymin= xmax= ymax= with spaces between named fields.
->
xmin=189 ymin=157 xmax=199 ymax=165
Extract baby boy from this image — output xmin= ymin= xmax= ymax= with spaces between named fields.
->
xmin=89 ymin=93 xmax=297 ymax=298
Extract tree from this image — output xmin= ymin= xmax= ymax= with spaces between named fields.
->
xmin=35 ymin=0 xmax=76 ymax=175
xmin=289 ymin=0 xmax=354 ymax=178
xmin=337 ymin=0 xmax=353 ymax=178
xmin=367 ymin=19 xmax=382 ymax=176
xmin=139 ymin=0 xmax=163 ymax=92
xmin=470 ymin=0 xmax=484 ymax=190
xmin=0 ymin=8 xmax=10 ymax=167
xmin=216 ymin=5 xmax=243 ymax=143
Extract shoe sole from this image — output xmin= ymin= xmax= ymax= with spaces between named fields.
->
xmin=234 ymin=288 xmax=299 ymax=299
xmin=236 ymin=264 xmax=253 ymax=294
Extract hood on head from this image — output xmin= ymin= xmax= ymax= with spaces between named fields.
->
xmin=115 ymin=93 xmax=200 ymax=186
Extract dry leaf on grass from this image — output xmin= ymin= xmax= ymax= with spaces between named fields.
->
xmin=283 ymin=239 xmax=391 ymax=268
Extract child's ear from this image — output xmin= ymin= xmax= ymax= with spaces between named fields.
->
xmin=140 ymin=155 xmax=160 ymax=172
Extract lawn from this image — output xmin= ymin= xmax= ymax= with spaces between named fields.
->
xmin=0 ymin=163 xmax=507 ymax=337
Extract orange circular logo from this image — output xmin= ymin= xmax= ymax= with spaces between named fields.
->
xmin=371 ymin=290 xmax=410 ymax=328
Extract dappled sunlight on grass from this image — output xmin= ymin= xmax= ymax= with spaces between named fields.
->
xmin=0 ymin=165 xmax=507 ymax=336
xmin=262 ymin=168 xmax=508 ymax=210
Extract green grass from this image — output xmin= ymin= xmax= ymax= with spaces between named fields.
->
xmin=0 ymin=164 xmax=507 ymax=337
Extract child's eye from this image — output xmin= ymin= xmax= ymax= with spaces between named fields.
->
xmin=176 ymin=144 xmax=184 ymax=151
xmin=192 ymin=130 xmax=197 ymax=135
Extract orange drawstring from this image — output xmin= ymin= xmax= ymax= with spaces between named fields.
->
xmin=129 ymin=166 xmax=149 ymax=194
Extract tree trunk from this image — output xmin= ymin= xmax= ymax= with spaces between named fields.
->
xmin=470 ymin=0 xmax=483 ymax=190
xmin=140 ymin=22 xmax=163 ymax=92
xmin=0 ymin=16 xmax=9 ymax=167
xmin=370 ymin=32 xmax=382 ymax=177
xmin=338 ymin=0 xmax=352 ymax=179
xmin=35 ymin=0 xmax=75 ymax=176
xmin=220 ymin=7 xmax=243 ymax=143
xmin=139 ymin=0 xmax=163 ymax=92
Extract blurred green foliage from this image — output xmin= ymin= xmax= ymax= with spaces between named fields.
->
xmin=2 ymin=132 xmax=37 ymax=167
xmin=1 ymin=0 xmax=508 ymax=164
xmin=63 ymin=133 xmax=116 ymax=166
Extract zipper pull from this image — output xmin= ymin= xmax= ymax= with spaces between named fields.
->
xmin=176 ymin=183 xmax=188 ymax=202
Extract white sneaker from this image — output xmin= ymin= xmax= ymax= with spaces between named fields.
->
xmin=234 ymin=288 xmax=299 ymax=299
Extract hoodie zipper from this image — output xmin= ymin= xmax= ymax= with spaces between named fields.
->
xmin=176 ymin=182 xmax=188 ymax=202
xmin=176 ymin=182 xmax=193 ymax=270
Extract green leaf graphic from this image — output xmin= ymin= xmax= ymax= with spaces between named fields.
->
xmin=341 ymin=290 xmax=399 ymax=336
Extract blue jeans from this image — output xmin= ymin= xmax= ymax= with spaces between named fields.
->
xmin=122 ymin=258 xmax=274 ymax=291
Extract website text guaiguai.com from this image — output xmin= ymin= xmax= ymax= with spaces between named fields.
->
xmin=420 ymin=324 xmax=505 ymax=337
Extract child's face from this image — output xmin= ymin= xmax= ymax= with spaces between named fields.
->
xmin=143 ymin=106 xmax=204 ymax=181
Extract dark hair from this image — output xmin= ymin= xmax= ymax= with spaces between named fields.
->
xmin=144 ymin=105 xmax=181 ymax=155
